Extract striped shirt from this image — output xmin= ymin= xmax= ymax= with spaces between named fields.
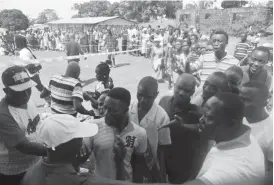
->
xmin=197 ymin=52 xmax=239 ymax=83
xmin=48 ymin=75 xmax=83 ymax=115
xmin=234 ymin=42 xmax=253 ymax=61
xmin=85 ymin=118 xmax=147 ymax=181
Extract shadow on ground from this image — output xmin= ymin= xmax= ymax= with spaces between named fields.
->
xmin=114 ymin=63 xmax=130 ymax=68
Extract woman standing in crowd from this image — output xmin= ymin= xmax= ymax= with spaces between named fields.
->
xmin=151 ymin=37 xmax=165 ymax=81
xmin=173 ymin=39 xmax=186 ymax=76
xmin=141 ymin=28 xmax=150 ymax=57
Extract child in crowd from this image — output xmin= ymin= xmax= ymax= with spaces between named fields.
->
xmin=225 ymin=65 xmax=244 ymax=95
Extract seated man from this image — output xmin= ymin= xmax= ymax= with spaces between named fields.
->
xmin=0 ymin=66 xmax=47 ymax=184
xmin=240 ymin=81 xmax=273 ymax=185
xmin=84 ymin=87 xmax=147 ymax=181
xmin=40 ymin=62 xmax=94 ymax=117
xmin=129 ymin=76 xmax=171 ymax=182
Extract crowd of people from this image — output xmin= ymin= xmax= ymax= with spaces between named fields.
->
xmin=0 ymin=23 xmax=273 ymax=185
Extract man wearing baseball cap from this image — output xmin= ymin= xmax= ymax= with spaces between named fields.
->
xmin=0 ymin=65 xmax=47 ymax=185
xmin=21 ymin=114 xmax=98 ymax=185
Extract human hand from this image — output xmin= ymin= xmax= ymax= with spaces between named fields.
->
xmin=89 ymin=110 xmax=95 ymax=117
xmin=83 ymin=92 xmax=91 ymax=101
xmin=76 ymin=142 xmax=91 ymax=164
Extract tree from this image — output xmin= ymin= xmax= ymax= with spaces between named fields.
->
xmin=72 ymin=1 xmax=111 ymax=17
xmin=37 ymin=9 xmax=59 ymax=24
xmin=0 ymin=9 xmax=29 ymax=30
xmin=221 ymin=0 xmax=248 ymax=9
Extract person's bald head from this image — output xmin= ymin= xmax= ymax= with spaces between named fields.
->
xmin=137 ymin=76 xmax=158 ymax=111
xmin=65 ymin=62 xmax=81 ymax=79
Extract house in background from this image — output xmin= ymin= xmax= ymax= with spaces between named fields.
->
xmin=47 ymin=16 xmax=136 ymax=31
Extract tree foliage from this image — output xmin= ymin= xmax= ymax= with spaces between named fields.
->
xmin=221 ymin=0 xmax=248 ymax=9
xmin=72 ymin=1 xmax=182 ymax=22
xmin=37 ymin=9 xmax=59 ymax=24
xmin=0 ymin=9 xmax=29 ymax=30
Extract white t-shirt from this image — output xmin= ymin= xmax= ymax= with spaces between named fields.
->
xmin=19 ymin=48 xmax=34 ymax=61
xmin=197 ymin=131 xmax=265 ymax=185
xmin=243 ymin=115 xmax=273 ymax=162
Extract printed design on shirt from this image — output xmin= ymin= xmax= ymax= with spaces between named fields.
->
xmin=13 ymin=72 xmax=28 ymax=83
xmin=27 ymin=114 xmax=40 ymax=135
xmin=125 ymin=135 xmax=137 ymax=148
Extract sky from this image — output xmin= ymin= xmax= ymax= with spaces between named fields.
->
xmin=0 ymin=0 xmax=269 ymax=19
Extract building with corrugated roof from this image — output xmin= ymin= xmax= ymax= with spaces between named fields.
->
xmin=47 ymin=16 xmax=136 ymax=31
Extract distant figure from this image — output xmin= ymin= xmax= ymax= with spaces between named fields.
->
xmin=66 ymin=34 xmax=84 ymax=63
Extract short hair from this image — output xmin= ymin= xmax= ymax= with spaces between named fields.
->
xmin=96 ymin=62 xmax=110 ymax=75
xmin=210 ymin=29 xmax=229 ymax=43
xmin=251 ymin=46 xmax=271 ymax=61
xmin=190 ymin=34 xmax=199 ymax=41
xmin=14 ymin=35 xmax=28 ymax=49
xmin=242 ymin=81 xmax=269 ymax=102
xmin=211 ymin=71 xmax=229 ymax=91
xmin=107 ymin=87 xmax=131 ymax=107
xmin=214 ymin=92 xmax=244 ymax=123
xmin=138 ymin=76 xmax=158 ymax=93
xmin=225 ymin=65 xmax=243 ymax=80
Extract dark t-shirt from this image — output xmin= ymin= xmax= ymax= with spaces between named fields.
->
xmin=66 ymin=41 xmax=83 ymax=62
xmin=159 ymin=96 xmax=204 ymax=184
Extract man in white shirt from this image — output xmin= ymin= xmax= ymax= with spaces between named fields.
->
xmin=240 ymin=81 xmax=273 ymax=185
xmin=129 ymin=76 xmax=171 ymax=182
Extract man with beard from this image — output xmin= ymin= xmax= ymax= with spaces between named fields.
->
xmin=191 ymin=72 xmax=229 ymax=107
xmin=240 ymin=46 xmax=272 ymax=90
xmin=129 ymin=76 xmax=171 ymax=182
xmin=240 ymin=81 xmax=273 ymax=185
xmin=158 ymin=74 xmax=203 ymax=183
xmin=195 ymin=30 xmax=239 ymax=84
xmin=84 ymin=87 xmax=147 ymax=182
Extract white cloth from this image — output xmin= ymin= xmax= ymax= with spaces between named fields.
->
xmin=243 ymin=115 xmax=273 ymax=162
xmin=197 ymin=130 xmax=265 ymax=185
xmin=19 ymin=48 xmax=34 ymax=61
xmin=129 ymin=101 xmax=171 ymax=158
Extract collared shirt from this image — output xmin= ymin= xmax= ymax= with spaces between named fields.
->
xmin=21 ymin=158 xmax=90 ymax=185
xmin=0 ymin=98 xmax=41 ymax=175
xmin=197 ymin=130 xmax=265 ymax=185
xmin=197 ymin=52 xmax=239 ymax=83
xmin=243 ymin=115 xmax=273 ymax=162
xmin=85 ymin=118 xmax=147 ymax=181
xmin=129 ymin=102 xmax=171 ymax=159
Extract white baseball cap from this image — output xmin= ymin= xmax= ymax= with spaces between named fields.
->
xmin=37 ymin=114 xmax=98 ymax=150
